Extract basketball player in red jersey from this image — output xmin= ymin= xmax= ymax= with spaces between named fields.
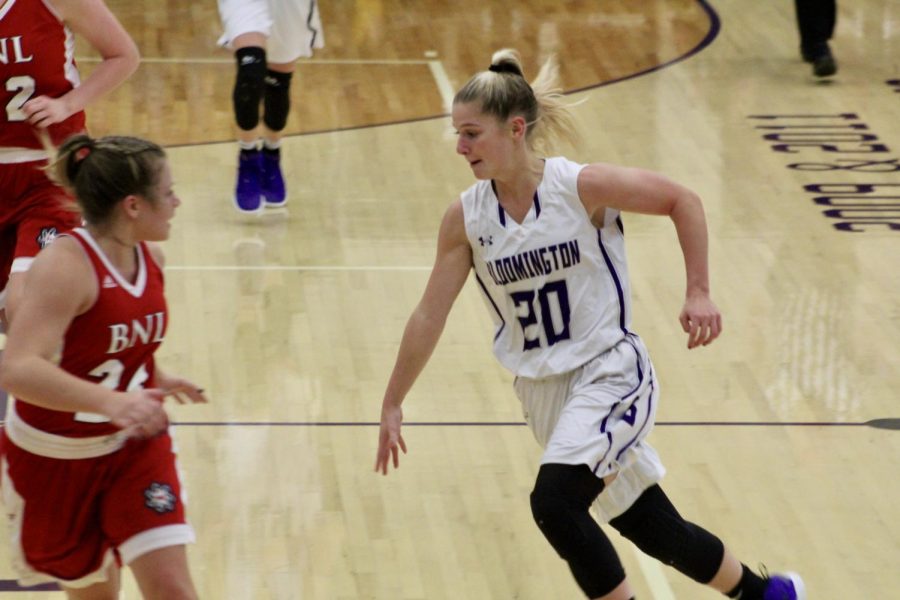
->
xmin=0 ymin=135 xmax=206 ymax=599
xmin=0 ymin=0 xmax=139 ymax=325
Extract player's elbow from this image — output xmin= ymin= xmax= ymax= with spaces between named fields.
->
xmin=122 ymin=40 xmax=141 ymax=77
xmin=0 ymin=354 xmax=25 ymax=397
xmin=105 ymin=37 xmax=140 ymax=79
xmin=669 ymin=189 xmax=704 ymax=219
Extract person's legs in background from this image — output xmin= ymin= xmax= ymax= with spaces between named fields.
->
xmin=794 ymin=0 xmax=838 ymax=77
xmin=230 ymin=32 xmax=268 ymax=213
xmin=257 ymin=61 xmax=295 ymax=208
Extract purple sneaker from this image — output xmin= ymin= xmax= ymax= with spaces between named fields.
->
xmin=260 ymin=149 xmax=287 ymax=207
xmin=234 ymin=150 xmax=263 ymax=213
xmin=764 ymin=572 xmax=806 ymax=600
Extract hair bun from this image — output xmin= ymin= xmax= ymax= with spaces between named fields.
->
xmin=488 ymin=62 xmax=523 ymax=76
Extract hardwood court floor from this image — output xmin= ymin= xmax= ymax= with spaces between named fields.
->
xmin=75 ymin=0 xmax=714 ymax=146
xmin=2 ymin=0 xmax=899 ymax=598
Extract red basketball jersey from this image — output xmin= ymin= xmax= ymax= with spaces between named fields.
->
xmin=0 ymin=0 xmax=86 ymax=153
xmin=11 ymin=228 xmax=167 ymax=443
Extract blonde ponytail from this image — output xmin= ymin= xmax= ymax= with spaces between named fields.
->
xmin=453 ymin=49 xmax=581 ymax=153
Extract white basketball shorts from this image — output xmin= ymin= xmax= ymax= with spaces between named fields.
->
xmin=513 ymin=333 xmax=666 ymax=521
xmin=217 ymin=0 xmax=325 ymax=64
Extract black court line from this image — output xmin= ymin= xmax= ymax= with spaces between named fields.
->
xmin=0 ymin=582 xmax=58 ymax=592
xmin=0 ymin=420 xmax=887 ymax=428
xmin=162 ymin=419 xmax=895 ymax=429
xmin=0 ymin=420 xmax=894 ymax=429
xmin=0 ymin=418 xmax=893 ymax=592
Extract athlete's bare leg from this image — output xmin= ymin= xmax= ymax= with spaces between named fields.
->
xmin=593 ymin=579 xmax=634 ymax=600
xmin=129 ymin=545 xmax=197 ymax=600
xmin=62 ymin=564 xmax=120 ymax=600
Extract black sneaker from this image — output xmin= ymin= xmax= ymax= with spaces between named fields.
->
xmin=800 ymin=46 xmax=815 ymax=63
xmin=801 ymin=43 xmax=837 ymax=77
xmin=812 ymin=52 xmax=838 ymax=77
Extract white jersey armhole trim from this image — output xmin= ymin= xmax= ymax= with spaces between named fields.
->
xmin=9 ymin=257 xmax=33 ymax=274
xmin=0 ymin=0 xmax=20 ymax=21
xmin=556 ymin=158 xmax=600 ymax=224
xmin=0 ymin=148 xmax=50 ymax=163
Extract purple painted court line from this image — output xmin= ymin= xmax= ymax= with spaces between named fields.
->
xmin=0 ymin=417 xmax=889 ymax=428
xmin=567 ymin=0 xmax=721 ymax=95
xmin=158 ymin=420 xmax=879 ymax=427
xmin=163 ymin=0 xmax=723 ymax=149
xmin=0 ymin=580 xmax=59 ymax=591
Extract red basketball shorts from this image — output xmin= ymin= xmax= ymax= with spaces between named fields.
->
xmin=0 ymin=431 xmax=194 ymax=588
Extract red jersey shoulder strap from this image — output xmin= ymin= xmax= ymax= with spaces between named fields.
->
xmin=64 ymin=228 xmax=150 ymax=297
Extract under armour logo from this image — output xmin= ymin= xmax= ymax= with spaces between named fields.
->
xmin=478 ymin=235 xmax=493 ymax=246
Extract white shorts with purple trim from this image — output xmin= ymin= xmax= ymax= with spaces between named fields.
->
xmin=217 ymin=0 xmax=324 ymax=63
xmin=514 ymin=333 xmax=666 ymax=522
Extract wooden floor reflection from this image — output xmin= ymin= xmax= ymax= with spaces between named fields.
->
xmin=2 ymin=0 xmax=899 ymax=597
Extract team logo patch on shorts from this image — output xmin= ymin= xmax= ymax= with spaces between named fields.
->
xmin=144 ymin=482 xmax=177 ymax=514
xmin=36 ymin=227 xmax=59 ymax=249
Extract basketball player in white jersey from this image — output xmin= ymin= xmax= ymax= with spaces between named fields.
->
xmin=217 ymin=0 xmax=324 ymax=213
xmin=375 ymin=49 xmax=806 ymax=600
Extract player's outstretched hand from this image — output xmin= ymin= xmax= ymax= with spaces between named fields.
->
xmin=375 ymin=404 xmax=407 ymax=475
xmin=163 ymin=384 xmax=208 ymax=405
xmin=155 ymin=371 xmax=209 ymax=404
xmin=679 ymin=292 xmax=722 ymax=349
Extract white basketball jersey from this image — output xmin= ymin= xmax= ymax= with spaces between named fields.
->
xmin=461 ymin=157 xmax=633 ymax=378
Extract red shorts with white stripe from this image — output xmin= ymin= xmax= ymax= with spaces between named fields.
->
xmin=0 ymin=431 xmax=194 ymax=588
xmin=0 ymin=161 xmax=81 ymax=296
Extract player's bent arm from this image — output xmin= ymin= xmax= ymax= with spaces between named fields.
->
xmin=578 ymin=163 xmax=711 ymax=297
xmin=50 ymin=0 xmax=139 ymax=117
xmin=578 ymin=163 xmax=721 ymax=346
xmin=0 ymin=238 xmax=119 ymax=415
xmin=381 ymin=199 xmax=472 ymax=410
